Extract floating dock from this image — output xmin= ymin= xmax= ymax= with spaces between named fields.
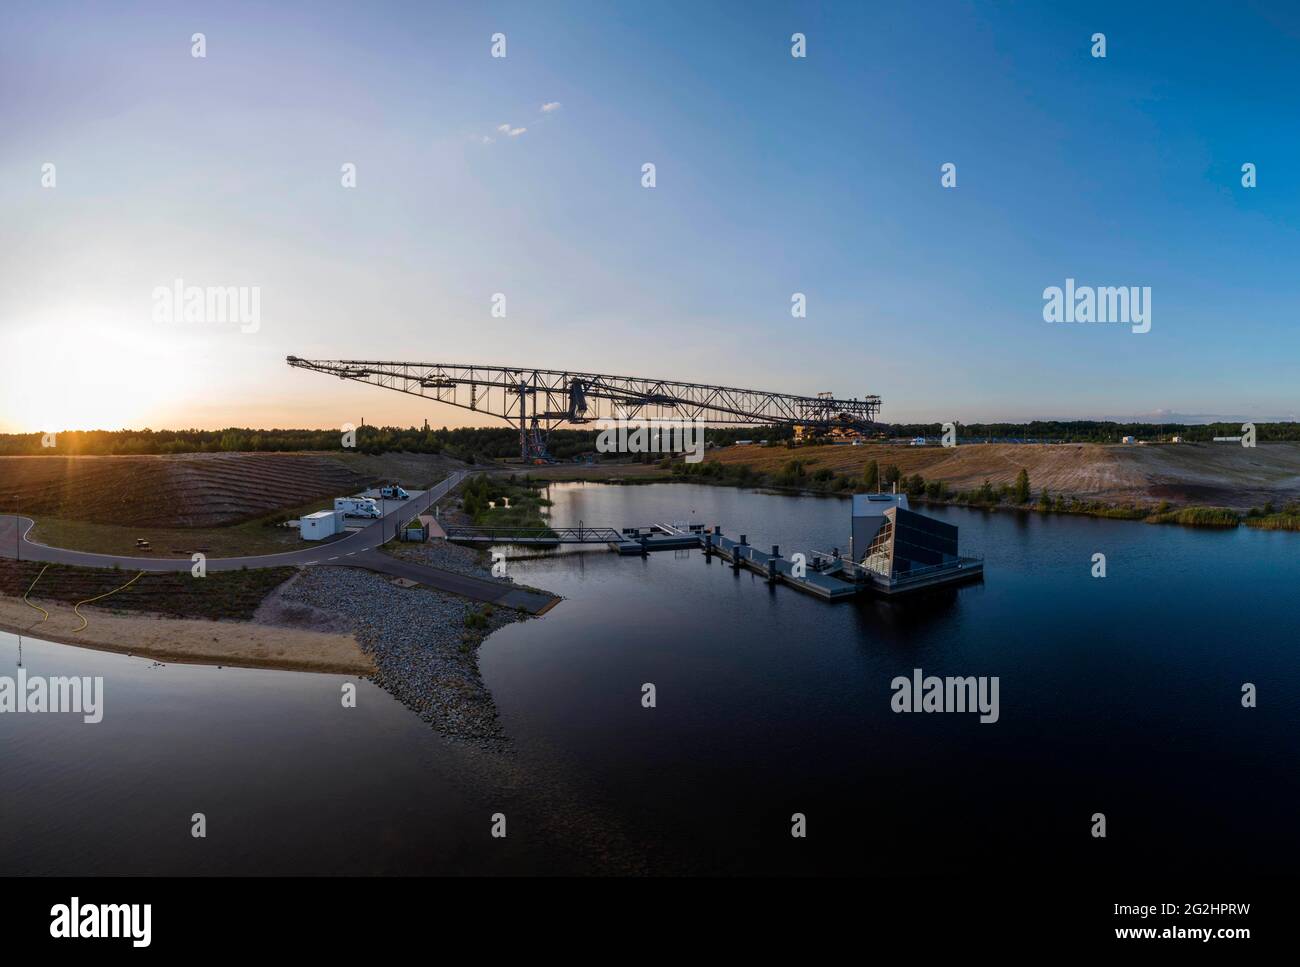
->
xmin=446 ymin=505 xmax=983 ymax=602
xmin=704 ymin=532 xmax=858 ymax=600
xmin=701 ymin=529 xmax=982 ymax=600
xmin=613 ymin=522 xmax=709 ymax=555
xmin=446 ymin=522 xmax=706 ymax=553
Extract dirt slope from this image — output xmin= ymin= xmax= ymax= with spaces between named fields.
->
xmin=708 ymin=441 xmax=1300 ymax=509
xmin=0 ymin=451 xmax=464 ymax=528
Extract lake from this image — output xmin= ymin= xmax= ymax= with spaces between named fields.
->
xmin=3 ymin=482 xmax=1296 ymax=874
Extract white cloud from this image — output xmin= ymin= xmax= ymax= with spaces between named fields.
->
xmin=541 ymin=101 xmax=561 ymax=113
xmin=496 ymin=123 xmax=511 ymax=133
xmin=495 ymin=123 xmax=527 ymax=137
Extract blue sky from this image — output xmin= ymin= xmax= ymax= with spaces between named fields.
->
xmin=2 ymin=0 xmax=1298 ymax=432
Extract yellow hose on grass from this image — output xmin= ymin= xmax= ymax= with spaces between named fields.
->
xmin=23 ymin=563 xmax=51 ymax=623
xmin=73 ymin=570 xmax=146 ymax=633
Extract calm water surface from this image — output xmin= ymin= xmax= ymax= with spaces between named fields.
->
xmin=3 ymin=482 xmax=1297 ymax=874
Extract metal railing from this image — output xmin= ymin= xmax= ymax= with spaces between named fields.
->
xmin=817 ymin=551 xmax=984 ymax=586
xmin=445 ymin=525 xmax=625 ymax=543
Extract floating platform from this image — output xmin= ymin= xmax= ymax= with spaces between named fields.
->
xmin=703 ymin=530 xmax=983 ymax=601
xmin=447 ymin=521 xmax=707 ymax=554
xmin=614 ymin=522 xmax=709 ymax=555
xmin=705 ymin=533 xmax=859 ymax=600
xmin=447 ymin=517 xmax=983 ymax=603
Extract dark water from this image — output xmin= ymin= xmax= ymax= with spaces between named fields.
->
xmin=3 ymin=482 xmax=1297 ymax=875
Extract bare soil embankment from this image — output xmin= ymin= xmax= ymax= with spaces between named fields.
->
xmin=0 ymin=596 xmax=374 ymax=674
xmin=0 ymin=559 xmax=373 ymax=673
xmin=704 ymin=441 xmax=1300 ymax=510
xmin=0 ymin=450 xmax=469 ymax=528
xmin=0 ymin=451 xmax=469 ymax=556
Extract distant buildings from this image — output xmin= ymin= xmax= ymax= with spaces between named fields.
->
xmin=793 ymin=424 xmax=868 ymax=444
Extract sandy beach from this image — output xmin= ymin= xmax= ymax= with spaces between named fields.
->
xmin=0 ymin=595 xmax=374 ymax=675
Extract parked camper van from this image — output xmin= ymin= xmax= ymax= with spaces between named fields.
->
xmin=379 ymin=485 xmax=410 ymax=500
xmin=334 ymin=496 xmax=382 ymax=519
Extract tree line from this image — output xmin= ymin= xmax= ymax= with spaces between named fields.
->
xmin=3 ymin=419 xmax=1299 ymax=458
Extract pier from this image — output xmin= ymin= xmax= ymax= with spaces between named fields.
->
xmin=701 ymin=528 xmax=982 ymax=600
xmin=445 ymin=521 xmax=708 ymax=554
xmin=447 ymin=512 xmax=982 ymax=602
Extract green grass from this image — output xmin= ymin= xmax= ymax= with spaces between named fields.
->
xmin=29 ymin=495 xmax=343 ymax=557
xmin=1145 ymin=506 xmax=1241 ymax=528
xmin=461 ymin=474 xmax=551 ymax=529
xmin=0 ymin=558 xmax=297 ymax=620
xmin=1244 ymin=514 xmax=1300 ymax=531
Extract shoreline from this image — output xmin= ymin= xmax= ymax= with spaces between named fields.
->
xmin=0 ymin=595 xmax=376 ymax=675
xmin=535 ymin=471 xmax=1300 ymax=532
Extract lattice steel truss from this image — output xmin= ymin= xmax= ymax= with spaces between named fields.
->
xmin=287 ymin=357 xmax=882 ymax=461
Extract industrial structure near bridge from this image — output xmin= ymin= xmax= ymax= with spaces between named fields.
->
xmin=286 ymin=357 xmax=883 ymax=461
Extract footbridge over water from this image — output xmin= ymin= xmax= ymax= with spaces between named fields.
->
xmin=446 ymin=522 xmax=707 ymax=554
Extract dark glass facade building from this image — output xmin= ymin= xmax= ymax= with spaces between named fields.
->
xmin=863 ymin=507 xmax=960 ymax=575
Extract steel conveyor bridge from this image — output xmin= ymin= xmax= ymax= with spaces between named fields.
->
xmin=287 ymin=357 xmax=882 ymax=461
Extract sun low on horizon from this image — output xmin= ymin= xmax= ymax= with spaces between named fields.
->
xmin=3 ymin=313 xmax=194 ymax=434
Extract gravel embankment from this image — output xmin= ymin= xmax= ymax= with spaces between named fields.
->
xmin=278 ymin=563 xmax=525 ymax=748
xmin=386 ymin=539 xmax=514 ymax=583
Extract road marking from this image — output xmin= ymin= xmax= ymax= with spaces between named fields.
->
xmin=305 ymin=561 xmax=318 ymax=565
xmin=328 ymin=556 xmax=339 ymax=561
xmin=346 ymin=552 xmax=355 ymax=556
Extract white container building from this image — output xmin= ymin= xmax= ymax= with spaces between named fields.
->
xmin=300 ymin=510 xmax=344 ymax=540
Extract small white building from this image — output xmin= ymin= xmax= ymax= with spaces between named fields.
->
xmin=300 ymin=510 xmax=343 ymax=541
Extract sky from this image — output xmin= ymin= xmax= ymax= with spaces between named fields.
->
xmin=2 ymin=0 xmax=1299 ymax=433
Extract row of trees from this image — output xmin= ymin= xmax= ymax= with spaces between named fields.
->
xmin=860 ymin=459 xmax=1033 ymax=505
xmin=884 ymin=421 xmax=1300 ymax=443
xmin=674 ymin=454 xmax=1041 ymax=507
xmin=8 ymin=418 xmax=1300 ymax=458
xmin=0 ymin=426 xmax=581 ymax=460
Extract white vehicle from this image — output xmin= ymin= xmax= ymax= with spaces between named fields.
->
xmin=379 ymin=485 xmax=410 ymax=500
xmin=334 ymin=496 xmax=382 ymax=519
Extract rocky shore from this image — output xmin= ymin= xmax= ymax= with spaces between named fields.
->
xmin=278 ymin=548 xmax=527 ymax=749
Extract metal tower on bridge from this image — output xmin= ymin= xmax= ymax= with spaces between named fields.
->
xmin=286 ymin=357 xmax=883 ymax=462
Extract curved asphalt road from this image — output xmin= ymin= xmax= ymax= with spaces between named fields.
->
xmin=0 ymin=471 xmax=558 ymax=614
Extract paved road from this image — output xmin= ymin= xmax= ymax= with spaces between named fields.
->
xmin=0 ymin=472 xmax=468 ymax=571
xmin=0 ymin=471 xmax=559 ymax=614
xmin=347 ymin=549 xmax=556 ymax=613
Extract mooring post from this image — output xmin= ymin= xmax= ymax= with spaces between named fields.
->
xmin=640 ymin=535 xmax=648 ymax=558
xmin=734 ymin=534 xmax=746 ymax=571
xmin=768 ymin=545 xmax=779 ymax=583
xmin=704 ymin=531 xmax=713 ymax=556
